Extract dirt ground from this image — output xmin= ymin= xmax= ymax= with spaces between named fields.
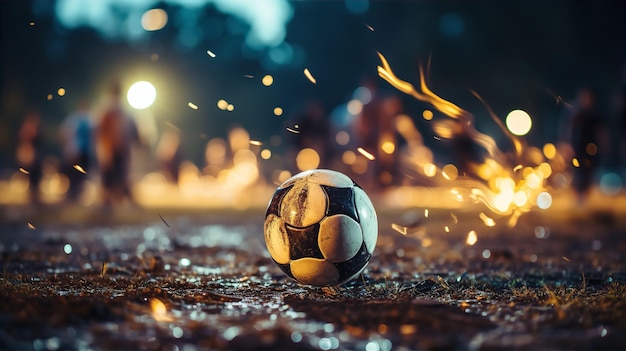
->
xmin=0 ymin=203 xmax=625 ymax=351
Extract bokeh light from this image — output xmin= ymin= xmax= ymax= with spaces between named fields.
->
xmin=542 ymin=143 xmax=556 ymax=160
xmin=127 ymin=81 xmax=156 ymax=109
xmin=262 ymin=75 xmax=274 ymax=86
xmin=273 ymin=107 xmax=283 ymax=116
xmin=57 ymin=87 xmax=66 ymax=96
xmin=422 ymin=110 xmax=433 ymax=120
xmin=141 ymin=9 xmax=168 ymax=31
xmin=505 ymin=109 xmax=532 ymax=136
xmin=296 ymin=148 xmax=320 ymax=171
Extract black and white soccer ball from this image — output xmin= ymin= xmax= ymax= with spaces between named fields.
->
xmin=264 ymin=169 xmax=378 ymax=286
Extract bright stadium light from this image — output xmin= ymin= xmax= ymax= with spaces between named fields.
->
xmin=127 ymin=81 xmax=156 ymax=109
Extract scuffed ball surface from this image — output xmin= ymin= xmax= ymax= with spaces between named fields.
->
xmin=264 ymin=169 xmax=378 ymax=286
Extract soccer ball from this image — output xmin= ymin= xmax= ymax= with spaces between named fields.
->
xmin=264 ymin=169 xmax=378 ymax=286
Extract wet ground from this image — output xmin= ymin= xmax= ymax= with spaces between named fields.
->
xmin=0 ymin=202 xmax=625 ymax=351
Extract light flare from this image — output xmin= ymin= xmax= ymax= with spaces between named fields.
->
xmin=377 ymin=52 xmax=554 ymax=223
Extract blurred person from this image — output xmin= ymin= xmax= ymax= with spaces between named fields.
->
xmin=17 ymin=110 xmax=43 ymax=205
xmin=59 ymin=102 xmax=93 ymax=201
xmin=156 ymin=129 xmax=183 ymax=183
xmin=560 ymin=88 xmax=606 ymax=203
xmin=94 ymin=82 xmax=140 ymax=207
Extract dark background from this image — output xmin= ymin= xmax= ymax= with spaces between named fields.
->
xmin=1 ymin=0 xmax=624 ymax=171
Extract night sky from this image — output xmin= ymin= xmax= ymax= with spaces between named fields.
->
xmin=1 ymin=0 xmax=624 ymax=170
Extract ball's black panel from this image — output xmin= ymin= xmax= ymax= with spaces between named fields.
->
xmin=334 ymin=241 xmax=371 ymax=282
xmin=321 ymin=185 xmax=358 ymax=222
xmin=266 ymin=185 xmax=292 ymax=217
xmin=273 ymin=259 xmax=293 ymax=279
xmin=285 ymin=223 xmax=324 ymax=260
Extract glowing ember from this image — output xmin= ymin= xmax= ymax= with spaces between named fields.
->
xmin=303 ymin=68 xmax=317 ymax=84
xmin=572 ymin=158 xmax=580 ymax=167
xmin=73 ymin=164 xmax=87 ymax=174
xmin=444 ymin=226 xmax=450 ymax=233
xmin=391 ymin=223 xmax=408 ymax=235
xmin=150 ymin=298 xmax=172 ymax=322
xmin=422 ymin=110 xmax=434 ymax=120
xmin=19 ymin=167 xmax=29 ymax=175
xmin=206 ymin=50 xmax=216 ymax=58
xmin=187 ymin=102 xmax=198 ymax=110
xmin=450 ymin=213 xmax=458 ymax=224
xmin=466 ymin=230 xmax=478 ymax=245
xmin=478 ymin=212 xmax=496 ymax=227
xmin=357 ymin=147 xmax=375 ymax=161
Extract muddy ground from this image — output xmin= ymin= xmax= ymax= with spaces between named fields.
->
xmin=0 ymin=204 xmax=625 ymax=351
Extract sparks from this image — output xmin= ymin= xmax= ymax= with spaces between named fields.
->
xmin=391 ymin=223 xmax=408 ymax=235
xmin=206 ymin=50 xmax=216 ymax=58
xmin=19 ymin=167 xmax=29 ymax=175
xmin=466 ymin=230 xmax=478 ymax=245
xmin=444 ymin=226 xmax=450 ymax=233
xmin=479 ymin=212 xmax=496 ymax=227
xmin=27 ymin=222 xmax=36 ymax=230
xmin=513 ymin=165 xmax=523 ymax=172
xmin=150 ymin=298 xmax=171 ymax=322
xmin=572 ymin=158 xmax=580 ymax=167
xmin=188 ymin=102 xmax=198 ymax=110
xmin=365 ymin=23 xmax=374 ymax=31
xmin=357 ymin=147 xmax=375 ymax=161
xmin=424 ymin=209 xmax=429 ymax=218
xmin=243 ymin=75 xmax=254 ymax=79
xmin=73 ymin=164 xmax=87 ymax=174
xmin=286 ymin=127 xmax=300 ymax=134
xmin=249 ymin=140 xmax=263 ymax=146
xmin=450 ymin=212 xmax=458 ymax=224
xmin=303 ymin=68 xmax=317 ymax=84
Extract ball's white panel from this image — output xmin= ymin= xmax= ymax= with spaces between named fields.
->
xmin=318 ymin=215 xmax=363 ymax=262
xmin=279 ymin=180 xmax=326 ymax=227
xmin=354 ymin=187 xmax=378 ymax=253
xmin=263 ymin=214 xmax=290 ymax=264
xmin=279 ymin=169 xmax=354 ymax=189
xmin=278 ymin=169 xmax=315 ymax=189
xmin=305 ymin=169 xmax=354 ymax=187
xmin=290 ymin=257 xmax=339 ymax=286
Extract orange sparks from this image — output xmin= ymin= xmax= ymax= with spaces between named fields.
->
xmin=27 ymin=222 xmax=36 ymax=230
xmin=391 ymin=223 xmax=408 ymax=235
xmin=466 ymin=230 xmax=478 ymax=245
xmin=572 ymin=158 xmax=580 ymax=167
xmin=479 ymin=212 xmax=496 ymax=227
xmin=450 ymin=212 xmax=458 ymax=224
xmin=188 ymin=102 xmax=198 ymax=110
xmin=150 ymin=298 xmax=172 ymax=322
xmin=73 ymin=164 xmax=87 ymax=174
xmin=513 ymin=164 xmax=522 ymax=172
xmin=249 ymin=140 xmax=263 ymax=146
xmin=19 ymin=167 xmax=29 ymax=175
xmin=444 ymin=226 xmax=450 ymax=233
xmin=357 ymin=147 xmax=375 ymax=161
xmin=303 ymin=68 xmax=317 ymax=84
